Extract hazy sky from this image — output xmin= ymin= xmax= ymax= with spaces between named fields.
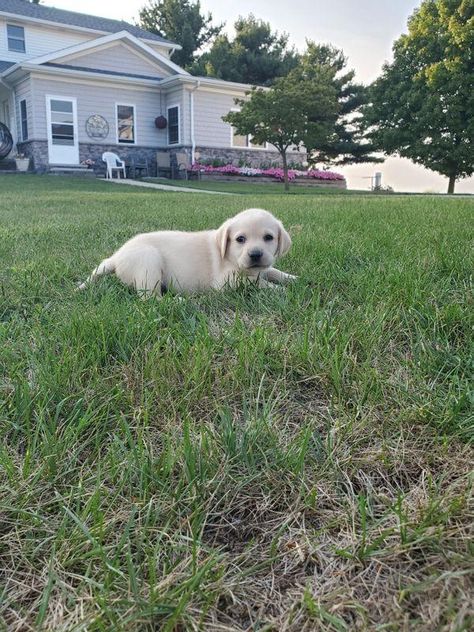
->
xmin=48 ymin=1 xmax=473 ymax=193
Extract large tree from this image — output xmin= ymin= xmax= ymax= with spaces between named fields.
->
xmin=223 ymin=70 xmax=338 ymax=190
xmin=301 ymin=43 xmax=380 ymax=167
xmin=365 ymin=0 xmax=474 ymax=193
xmin=138 ymin=0 xmax=222 ymax=69
xmin=192 ymin=14 xmax=299 ymax=86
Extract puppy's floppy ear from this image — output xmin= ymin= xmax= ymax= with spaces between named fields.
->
xmin=277 ymin=222 xmax=292 ymax=257
xmin=216 ymin=219 xmax=231 ymax=259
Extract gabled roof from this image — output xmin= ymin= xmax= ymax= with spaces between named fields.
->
xmin=0 ymin=0 xmax=178 ymax=47
xmin=27 ymin=31 xmax=189 ymax=76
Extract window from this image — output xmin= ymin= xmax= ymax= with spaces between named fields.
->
xmin=167 ymin=106 xmax=179 ymax=144
xmin=231 ymin=128 xmax=267 ymax=150
xmin=20 ymin=99 xmax=28 ymax=141
xmin=50 ymin=99 xmax=74 ymax=145
xmin=232 ymin=127 xmax=248 ymax=147
xmin=117 ymin=104 xmax=135 ymax=144
xmin=7 ymin=24 xmax=25 ymax=53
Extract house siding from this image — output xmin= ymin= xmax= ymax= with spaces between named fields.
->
xmin=56 ymin=42 xmax=173 ymax=78
xmin=0 ymin=17 xmax=92 ymax=63
xmin=193 ymin=89 xmax=238 ymax=148
xmin=14 ymin=76 xmax=33 ymax=140
xmin=30 ymin=75 xmax=166 ymax=147
xmin=0 ymin=17 xmax=174 ymax=65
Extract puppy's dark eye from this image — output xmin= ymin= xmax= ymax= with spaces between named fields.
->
xmin=263 ymin=234 xmax=274 ymax=242
xmin=236 ymin=235 xmax=246 ymax=243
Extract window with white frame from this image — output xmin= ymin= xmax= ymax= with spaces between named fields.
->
xmin=231 ymin=129 xmax=267 ymax=149
xmin=167 ymin=106 xmax=179 ymax=144
xmin=231 ymin=127 xmax=248 ymax=147
xmin=7 ymin=24 xmax=25 ymax=53
xmin=20 ymin=99 xmax=28 ymax=140
xmin=117 ymin=104 xmax=135 ymax=144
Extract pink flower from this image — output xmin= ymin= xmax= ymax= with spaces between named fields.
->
xmin=191 ymin=163 xmax=344 ymax=182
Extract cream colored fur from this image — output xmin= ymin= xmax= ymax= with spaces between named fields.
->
xmin=79 ymin=208 xmax=296 ymax=297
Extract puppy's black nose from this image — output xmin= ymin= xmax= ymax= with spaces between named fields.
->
xmin=249 ymin=249 xmax=263 ymax=262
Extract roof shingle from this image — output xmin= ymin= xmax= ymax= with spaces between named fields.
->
xmin=0 ymin=0 xmax=175 ymax=45
xmin=0 ymin=59 xmax=15 ymax=72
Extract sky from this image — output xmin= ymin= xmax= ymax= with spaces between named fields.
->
xmin=48 ymin=0 xmax=473 ymax=193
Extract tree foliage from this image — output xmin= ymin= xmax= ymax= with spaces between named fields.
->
xmin=223 ymin=69 xmax=338 ymax=190
xmin=365 ymin=0 xmax=474 ymax=193
xmin=302 ymin=43 xmax=380 ymax=166
xmin=138 ymin=0 xmax=222 ymax=69
xmin=192 ymin=14 xmax=299 ymax=86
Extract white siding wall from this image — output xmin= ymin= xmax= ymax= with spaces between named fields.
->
xmin=0 ymin=17 xmax=175 ymax=65
xmin=0 ymin=18 xmax=93 ymax=63
xmin=193 ymin=89 xmax=243 ymax=147
xmin=57 ymin=43 xmax=173 ymax=78
xmin=30 ymin=75 xmax=167 ymax=146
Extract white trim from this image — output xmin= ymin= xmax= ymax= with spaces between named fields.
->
xmin=159 ymin=74 xmax=253 ymax=93
xmin=45 ymin=94 xmax=79 ymax=164
xmin=167 ymin=103 xmax=180 ymax=146
xmin=5 ymin=64 xmax=162 ymax=90
xmin=27 ymin=31 xmax=189 ymax=76
xmin=189 ymin=80 xmax=200 ymax=163
xmin=116 ymin=102 xmax=137 ymax=145
xmin=0 ymin=10 xmax=180 ymax=50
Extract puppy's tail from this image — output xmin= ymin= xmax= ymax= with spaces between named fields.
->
xmin=77 ymin=257 xmax=115 ymax=290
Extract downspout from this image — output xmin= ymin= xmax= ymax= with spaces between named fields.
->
xmin=189 ymin=79 xmax=200 ymax=164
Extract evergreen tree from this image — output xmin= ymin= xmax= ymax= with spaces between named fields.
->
xmin=138 ymin=0 xmax=222 ymax=69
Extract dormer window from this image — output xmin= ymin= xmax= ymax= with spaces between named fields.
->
xmin=7 ymin=24 xmax=26 ymax=53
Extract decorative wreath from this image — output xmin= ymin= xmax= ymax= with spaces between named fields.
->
xmin=0 ymin=122 xmax=13 ymax=159
xmin=85 ymin=114 xmax=109 ymax=139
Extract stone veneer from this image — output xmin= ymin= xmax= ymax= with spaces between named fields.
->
xmin=194 ymin=146 xmax=307 ymax=169
xmin=16 ymin=141 xmax=307 ymax=175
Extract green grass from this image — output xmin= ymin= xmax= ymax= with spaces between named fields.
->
xmin=143 ymin=177 xmax=363 ymax=195
xmin=1 ymin=175 xmax=473 ymax=631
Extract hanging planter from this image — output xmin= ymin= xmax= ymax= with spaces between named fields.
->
xmin=155 ymin=116 xmax=167 ymax=129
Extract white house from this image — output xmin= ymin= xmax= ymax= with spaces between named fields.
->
xmin=0 ymin=0 xmax=306 ymax=174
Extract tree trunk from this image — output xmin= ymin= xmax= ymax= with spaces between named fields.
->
xmin=448 ymin=175 xmax=456 ymax=194
xmin=281 ymin=150 xmax=289 ymax=192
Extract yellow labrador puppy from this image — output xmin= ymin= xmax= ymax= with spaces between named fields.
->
xmin=79 ymin=208 xmax=296 ymax=297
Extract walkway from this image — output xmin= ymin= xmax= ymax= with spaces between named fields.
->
xmin=103 ymin=178 xmax=231 ymax=195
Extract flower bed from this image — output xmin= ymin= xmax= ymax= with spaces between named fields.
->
xmin=191 ymin=163 xmax=346 ymax=187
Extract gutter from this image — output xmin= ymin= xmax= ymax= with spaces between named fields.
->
xmin=189 ymin=80 xmax=200 ymax=164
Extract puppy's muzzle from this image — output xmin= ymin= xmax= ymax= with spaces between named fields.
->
xmin=248 ymin=249 xmax=263 ymax=263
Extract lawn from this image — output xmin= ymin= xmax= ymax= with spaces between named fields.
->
xmin=144 ymin=177 xmax=367 ymax=195
xmin=1 ymin=175 xmax=473 ymax=631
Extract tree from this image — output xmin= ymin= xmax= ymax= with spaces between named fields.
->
xmin=223 ymin=70 xmax=338 ymax=191
xmin=365 ymin=0 xmax=474 ymax=193
xmin=192 ymin=14 xmax=299 ymax=86
xmin=138 ymin=0 xmax=222 ymax=69
xmin=301 ymin=43 xmax=380 ymax=167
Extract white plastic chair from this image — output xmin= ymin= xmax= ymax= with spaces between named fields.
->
xmin=102 ymin=152 xmax=126 ymax=179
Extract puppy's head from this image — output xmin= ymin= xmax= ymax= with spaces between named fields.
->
xmin=216 ymin=208 xmax=291 ymax=272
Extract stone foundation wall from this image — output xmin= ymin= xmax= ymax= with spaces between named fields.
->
xmin=200 ymin=174 xmax=346 ymax=188
xmin=15 ymin=141 xmax=308 ymax=174
xmin=80 ymin=144 xmax=159 ymax=177
xmin=16 ymin=140 xmax=47 ymax=172
xmin=195 ymin=146 xmax=307 ymax=169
